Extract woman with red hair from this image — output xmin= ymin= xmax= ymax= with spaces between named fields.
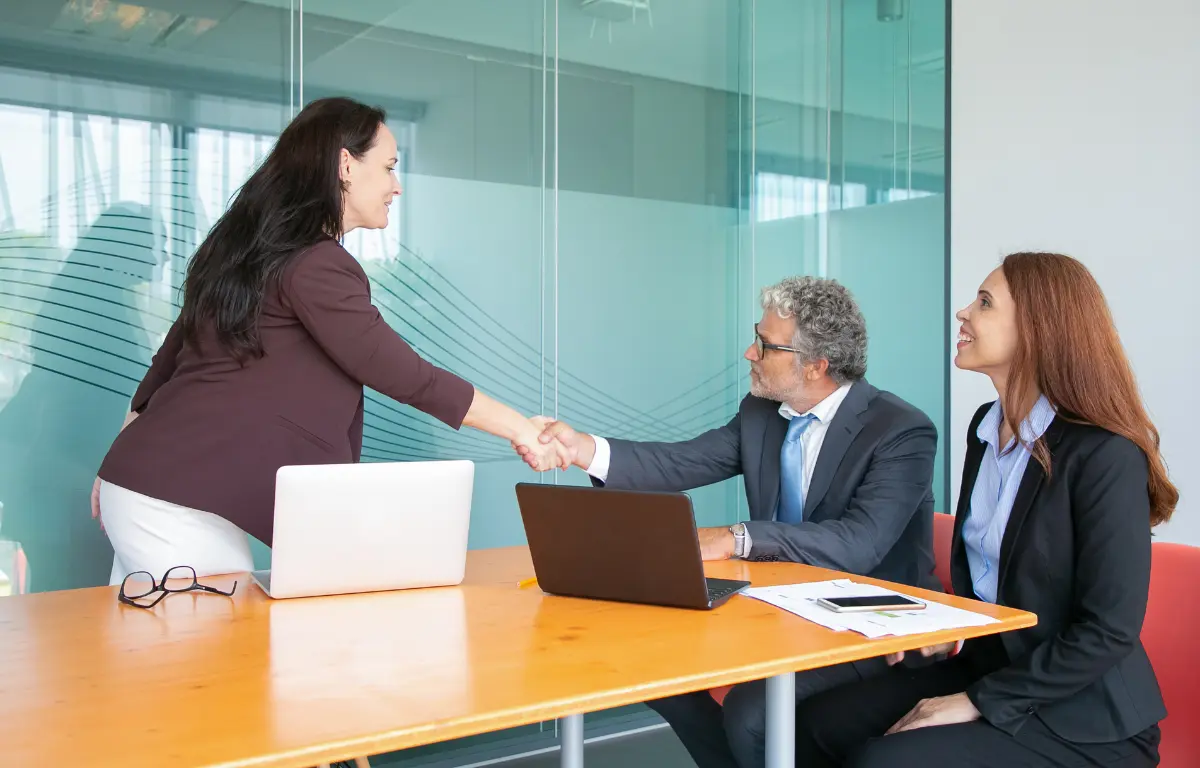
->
xmin=792 ymin=252 xmax=1174 ymax=767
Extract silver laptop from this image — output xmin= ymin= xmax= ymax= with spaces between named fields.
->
xmin=251 ymin=460 xmax=474 ymax=599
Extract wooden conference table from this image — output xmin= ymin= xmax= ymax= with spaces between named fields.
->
xmin=0 ymin=546 xmax=1034 ymax=768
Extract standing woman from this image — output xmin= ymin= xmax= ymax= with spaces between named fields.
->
xmin=94 ymin=97 xmax=563 ymax=584
xmin=792 ymin=251 xmax=1173 ymax=767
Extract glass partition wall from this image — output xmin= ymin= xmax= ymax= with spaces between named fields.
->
xmin=0 ymin=0 xmax=945 ymax=761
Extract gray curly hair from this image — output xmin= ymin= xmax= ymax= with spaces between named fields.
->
xmin=760 ymin=276 xmax=867 ymax=384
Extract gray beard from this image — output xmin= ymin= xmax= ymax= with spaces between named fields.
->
xmin=750 ymin=377 xmax=797 ymax=404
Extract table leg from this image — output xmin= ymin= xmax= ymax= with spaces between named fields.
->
xmin=560 ymin=713 xmax=584 ymax=768
xmin=764 ymin=672 xmax=796 ymax=768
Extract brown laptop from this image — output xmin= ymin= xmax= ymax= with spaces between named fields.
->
xmin=514 ymin=483 xmax=750 ymax=610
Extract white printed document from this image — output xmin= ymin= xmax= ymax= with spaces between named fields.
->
xmin=744 ymin=579 xmax=998 ymax=639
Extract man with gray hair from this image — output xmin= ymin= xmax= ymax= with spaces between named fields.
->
xmin=528 ymin=276 xmax=938 ymax=768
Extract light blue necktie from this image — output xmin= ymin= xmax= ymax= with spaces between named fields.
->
xmin=777 ymin=413 xmax=818 ymax=525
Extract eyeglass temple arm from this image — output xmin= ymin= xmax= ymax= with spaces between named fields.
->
xmin=193 ymin=581 xmax=238 ymax=596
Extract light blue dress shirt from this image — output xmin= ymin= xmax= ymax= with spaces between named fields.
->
xmin=963 ymin=395 xmax=1056 ymax=604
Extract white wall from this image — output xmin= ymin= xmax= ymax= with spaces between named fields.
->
xmin=950 ymin=0 xmax=1200 ymax=542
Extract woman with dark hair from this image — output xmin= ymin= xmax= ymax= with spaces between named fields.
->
xmin=791 ymin=252 xmax=1173 ymax=767
xmin=94 ymin=97 xmax=565 ymax=582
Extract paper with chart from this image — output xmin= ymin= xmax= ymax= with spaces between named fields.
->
xmin=743 ymin=579 xmax=999 ymax=639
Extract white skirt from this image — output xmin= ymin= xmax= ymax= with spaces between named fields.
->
xmin=100 ymin=481 xmax=255 ymax=586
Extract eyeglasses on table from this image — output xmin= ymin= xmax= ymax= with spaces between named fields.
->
xmin=118 ymin=565 xmax=237 ymax=609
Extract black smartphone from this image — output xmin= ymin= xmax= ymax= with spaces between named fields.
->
xmin=816 ymin=594 xmax=926 ymax=613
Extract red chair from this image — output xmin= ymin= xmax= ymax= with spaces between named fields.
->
xmin=924 ymin=521 xmax=1194 ymax=761
xmin=1143 ymin=541 xmax=1200 ymax=766
xmin=933 ymin=512 xmax=955 ymax=594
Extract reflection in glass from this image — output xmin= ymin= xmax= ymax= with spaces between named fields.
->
xmin=0 ymin=501 xmax=29 ymax=596
xmin=0 ymin=202 xmax=159 ymax=591
xmin=0 ymin=0 xmax=292 ymax=590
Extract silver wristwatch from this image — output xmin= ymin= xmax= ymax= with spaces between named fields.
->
xmin=730 ymin=522 xmax=749 ymax=559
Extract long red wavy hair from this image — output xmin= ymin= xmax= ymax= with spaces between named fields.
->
xmin=1001 ymin=252 xmax=1176 ymax=526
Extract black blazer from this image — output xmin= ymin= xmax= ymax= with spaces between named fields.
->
xmin=954 ymin=402 xmax=1166 ymax=743
xmin=600 ymin=380 xmax=941 ymax=591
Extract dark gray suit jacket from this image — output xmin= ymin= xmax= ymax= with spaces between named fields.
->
xmin=954 ymin=403 xmax=1165 ymax=741
xmin=598 ymin=379 xmax=941 ymax=591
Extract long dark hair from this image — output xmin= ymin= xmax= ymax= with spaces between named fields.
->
xmin=179 ymin=97 xmax=386 ymax=358
xmin=1002 ymin=252 xmax=1177 ymax=526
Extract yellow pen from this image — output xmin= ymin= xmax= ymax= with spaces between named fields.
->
xmin=516 ymin=577 xmax=538 ymax=589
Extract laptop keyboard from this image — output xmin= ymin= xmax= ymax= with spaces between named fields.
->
xmin=705 ymin=577 xmax=747 ymax=604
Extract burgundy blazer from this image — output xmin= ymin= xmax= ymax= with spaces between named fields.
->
xmin=99 ymin=238 xmax=475 ymax=545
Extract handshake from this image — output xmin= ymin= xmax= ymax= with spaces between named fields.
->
xmin=510 ymin=417 xmax=594 ymax=472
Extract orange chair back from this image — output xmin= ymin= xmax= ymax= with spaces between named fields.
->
xmin=932 ymin=512 xmax=955 ymax=594
xmin=1143 ymin=541 xmax=1200 ymax=765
